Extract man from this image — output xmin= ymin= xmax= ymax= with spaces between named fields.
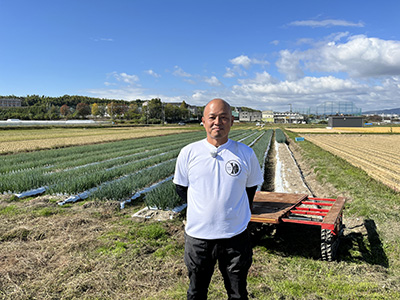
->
xmin=173 ymin=98 xmax=263 ymax=299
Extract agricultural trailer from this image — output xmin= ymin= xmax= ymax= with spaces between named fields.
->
xmin=250 ymin=192 xmax=346 ymax=261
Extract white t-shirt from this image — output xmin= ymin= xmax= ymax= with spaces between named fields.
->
xmin=173 ymin=138 xmax=263 ymax=239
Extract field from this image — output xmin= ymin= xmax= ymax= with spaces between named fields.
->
xmin=0 ymin=126 xmax=201 ymax=154
xmin=301 ymin=134 xmax=400 ymax=191
xmin=1 ymin=126 xmax=400 ymax=299
xmin=287 ymin=126 xmax=400 ymax=134
xmin=0 ymin=127 xmax=271 ymax=209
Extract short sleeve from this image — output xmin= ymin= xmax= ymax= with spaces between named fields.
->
xmin=246 ymin=150 xmax=263 ymax=187
xmin=173 ymin=148 xmax=189 ymax=187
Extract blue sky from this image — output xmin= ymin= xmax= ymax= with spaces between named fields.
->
xmin=1 ymin=0 xmax=400 ymax=112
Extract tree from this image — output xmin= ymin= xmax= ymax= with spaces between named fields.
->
xmin=164 ymin=103 xmax=180 ymax=123
xmin=180 ymin=101 xmax=187 ymax=109
xmin=125 ymin=103 xmax=141 ymax=120
xmin=114 ymin=103 xmax=128 ymax=117
xmin=46 ymin=105 xmax=59 ymax=120
xmin=75 ymin=103 xmax=91 ymax=118
xmin=60 ymin=104 xmax=70 ymax=117
xmin=91 ymin=103 xmax=100 ymax=117
xmin=148 ymin=98 xmax=163 ymax=122
xmin=180 ymin=101 xmax=190 ymax=121
xmin=107 ymin=102 xmax=116 ymax=118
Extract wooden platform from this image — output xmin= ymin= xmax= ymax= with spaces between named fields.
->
xmin=250 ymin=192 xmax=308 ymax=224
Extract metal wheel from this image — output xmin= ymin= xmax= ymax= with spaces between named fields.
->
xmin=321 ymin=216 xmax=343 ymax=261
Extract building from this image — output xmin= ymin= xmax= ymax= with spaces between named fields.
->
xmin=274 ymin=112 xmax=304 ymax=124
xmin=239 ymin=111 xmax=262 ymax=122
xmin=231 ymin=110 xmax=239 ymax=121
xmin=262 ymin=110 xmax=274 ymax=123
xmin=0 ymin=98 xmax=22 ymax=107
xmin=328 ymin=116 xmax=364 ymax=127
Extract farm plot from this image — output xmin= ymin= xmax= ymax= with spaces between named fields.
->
xmin=0 ymin=126 xmax=197 ymax=154
xmin=302 ymin=134 xmax=400 ymax=191
xmin=1 ymin=129 xmax=272 ymax=209
xmin=287 ymin=126 xmax=400 ymax=134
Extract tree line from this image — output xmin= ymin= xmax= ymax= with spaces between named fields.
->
xmin=0 ymin=95 xmax=200 ymax=124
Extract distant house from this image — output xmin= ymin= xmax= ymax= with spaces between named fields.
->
xmin=239 ymin=111 xmax=262 ymax=122
xmin=274 ymin=112 xmax=304 ymax=124
xmin=262 ymin=110 xmax=274 ymax=123
xmin=0 ymin=98 xmax=22 ymax=107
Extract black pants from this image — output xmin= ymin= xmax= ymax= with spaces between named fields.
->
xmin=184 ymin=230 xmax=253 ymax=300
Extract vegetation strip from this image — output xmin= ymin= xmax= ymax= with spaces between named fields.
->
xmin=4 ymin=128 xmax=273 ymax=212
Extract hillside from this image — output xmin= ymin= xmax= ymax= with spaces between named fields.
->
xmin=363 ymin=107 xmax=400 ymax=114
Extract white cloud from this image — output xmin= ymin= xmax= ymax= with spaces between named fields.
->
xmin=173 ymin=66 xmax=192 ymax=77
xmin=223 ymin=68 xmax=400 ymax=111
xmin=230 ymin=55 xmax=252 ymax=69
xmin=223 ymin=67 xmax=236 ymax=78
xmin=288 ymin=19 xmax=364 ymax=28
xmin=111 ymin=72 xmax=139 ymax=85
xmin=307 ymin=35 xmax=400 ymax=77
xmin=144 ymin=69 xmax=161 ymax=78
xmin=237 ymin=71 xmax=277 ymax=85
xmin=90 ymin=35 xmax=400 ymax=113
xmin=92 ymin=37 xmax=114 ymax=42
xmin=89 ymin=70 xmax=400 ymax=112
xmin=87 ymin=86 xmax=146 ymax=101
xmin=276 ymin=50 xmax=304 ymax=81
xmin=229 ymin=55 xmax=269 ymax=69
xmin=271 ymin=40 xmax=280 ymax=46
xmin=236 ymin=76 xmax=362 ymax=96
xmin=204 ymin=76 xmax=222 ymax=87
xmin=277 ymin=35 xmax=400 ymax=79
xmin=225 ymin=55 xmax=269 ymax=78
xmin=184 ymin=78 xmax=196 ymax=85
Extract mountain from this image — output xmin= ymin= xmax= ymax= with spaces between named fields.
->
xmin=363 ymin=107 xmax=400 ymax=115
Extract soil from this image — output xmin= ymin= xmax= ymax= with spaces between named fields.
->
xmin=283 ymin=138 xmax=346 ymax=199
xmin=273 ymin=141 xmax=312 ymax=195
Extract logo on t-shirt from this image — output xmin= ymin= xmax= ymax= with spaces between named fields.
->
xmin=225 ymin=160 xmax=241 ymax=176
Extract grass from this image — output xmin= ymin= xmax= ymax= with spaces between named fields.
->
xmin=1 ymin=128 xmax=400 ymax=299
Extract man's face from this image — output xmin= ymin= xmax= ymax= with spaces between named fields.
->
xmin=202 ymin=100 xmax=233 ymax=146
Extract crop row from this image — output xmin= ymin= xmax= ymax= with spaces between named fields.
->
xmin=0 ymin=127 xmax=191 ymax=154
xmin=252 ymin=129 xmax=273 ymax=166
xmin=1 ymin=131 xmax=206 ymax=193
xmin=3 ymin=129 xmax=268 ymax=207
xmin=1 ymin=131 xmax=205 ymax=174
xmin=303 ymin=134 xmax=400 ymax=191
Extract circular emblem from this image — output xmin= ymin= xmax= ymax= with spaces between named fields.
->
xmin=225 ymin=160 xmax=241 ymax=176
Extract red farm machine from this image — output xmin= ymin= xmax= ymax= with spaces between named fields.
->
xmin=250 ymin=192 xmax=346 ymax=261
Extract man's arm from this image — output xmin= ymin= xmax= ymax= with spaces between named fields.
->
xmin=175 ymin=184 xmax=188 ymax=203
xmin=246 ymin=186 xmax=257 ymax=210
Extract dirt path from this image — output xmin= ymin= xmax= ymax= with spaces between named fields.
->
xmin=274 ymin=142 xmax=312 ymax=195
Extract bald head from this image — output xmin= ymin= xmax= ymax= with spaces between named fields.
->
xmin=202 ymin=98 xmax=233 ymax=147
xmin=203 ymin=98 xmax=231 ymax=117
